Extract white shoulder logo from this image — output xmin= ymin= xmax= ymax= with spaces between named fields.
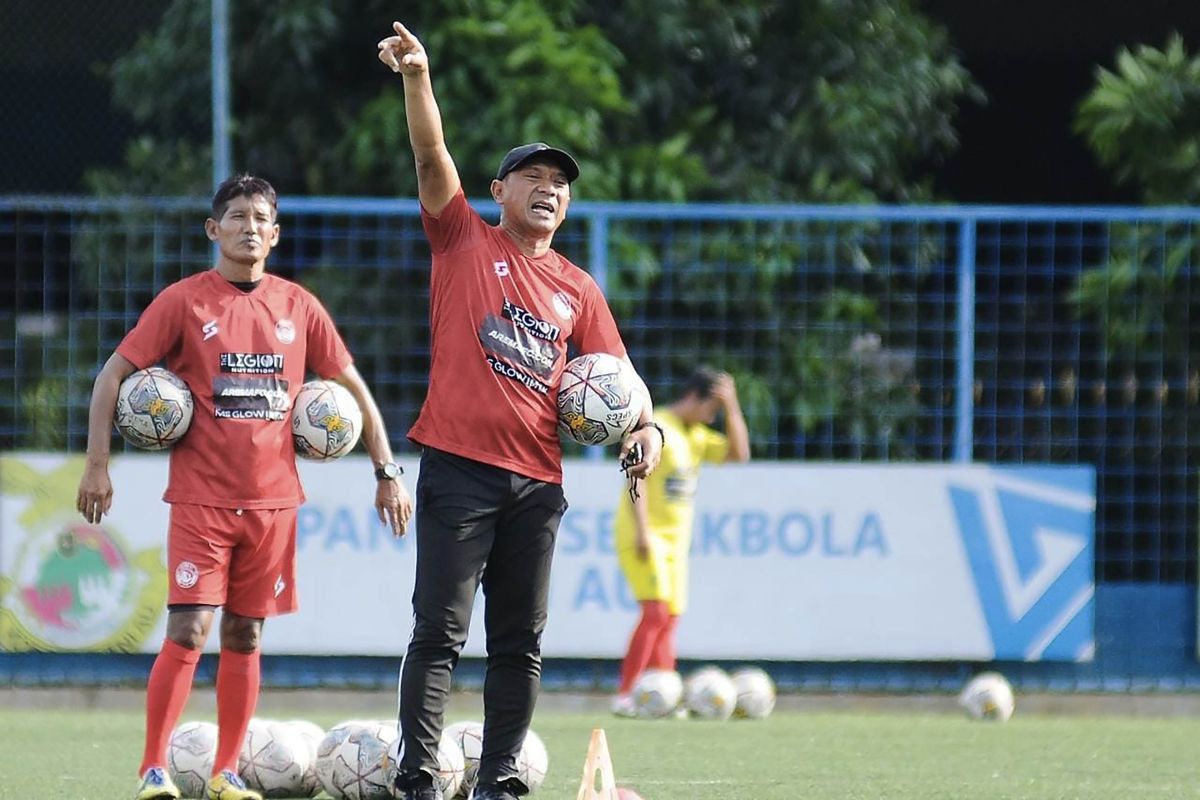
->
xmin=202 ymin=320 xmax=219 ymax=341
xmin=552 ymin=291 xmax=573 ymax=320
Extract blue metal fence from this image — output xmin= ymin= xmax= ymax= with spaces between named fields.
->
xmin=1 ymin=196 xmax=1198 ymax=686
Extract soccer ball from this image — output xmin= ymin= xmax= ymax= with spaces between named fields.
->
xmin=731 ymin=667 xmax=776 ymax=720
xmin=316 ymin=721 xmax=397 ymax=799
xmin=516 ymin=728 xmax=549 ymax=793
xmin=959 ymin=672 xmax=1015 ymax=722
xmin=114 ymin=367 xmax=194 ymax=449
xmin=385 ymin=729 xmax=465 ymax=799
xmin=631 ymin=669 xmax=683 ymax=718
xmin=283 ymin=719 xmax=326 ymax=797
xmin=291 ymin=380 xmax=363 ymax=460
xmin=683 ymin=666 xmax=737 ymax=721
xmin=167 ymin=720 xmax=217 ymax=799
xmin=238 ymin=718 xmax=309 ymax=797
xmin=556 ymin=353 xmax=643 ymax=446
xmin=443 ymin=720 xmax=483 ymax=797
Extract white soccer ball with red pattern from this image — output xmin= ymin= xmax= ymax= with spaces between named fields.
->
xmin=115 ymin=367 xmax=194 ymax=450
xmin=291 ymin=380 xmax=363 ymax=461
xmin=557 ymin=353 xmax=643 ymax=446
xmin=384 ymin=729 xmax=465 ymax=799
xmin=516 ymin=728 xmax=549 ymax=793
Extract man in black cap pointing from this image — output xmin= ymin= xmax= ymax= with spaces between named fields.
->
xmin=377 ymin=19 xmax=663 ymax=800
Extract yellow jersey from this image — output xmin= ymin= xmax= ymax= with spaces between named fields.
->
xmin=614 ymin=408 xmax=729 ymax=542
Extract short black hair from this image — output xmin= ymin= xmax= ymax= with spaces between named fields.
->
xmin=211 ymin=174 xmax=278 ymax=221
xmin=680 ymin=366 xmax=720 ymax=400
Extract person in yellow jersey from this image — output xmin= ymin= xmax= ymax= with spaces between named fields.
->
xmin=611 ymin=367 xmax=750 ymax=716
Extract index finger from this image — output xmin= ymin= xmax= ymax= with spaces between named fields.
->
xmin=392 ymin=21 xmax=417 ymax=41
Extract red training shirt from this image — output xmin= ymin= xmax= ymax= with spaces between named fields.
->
xmin=408 ymin=189 xmax=626 ymax=483
xmin=117 ymin=270 xmax=353 ymax=508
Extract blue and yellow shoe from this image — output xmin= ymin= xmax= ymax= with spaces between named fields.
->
xmin=206 ymin=769 xmax=262 ymax=800
xmin=135 ymin=767 xmax=181 ymax=800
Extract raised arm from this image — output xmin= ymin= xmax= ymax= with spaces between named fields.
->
xmin=377 ymin=21 xmax=461 ymax=215
xmin=713 ymin=373 xmax=750 ymax=462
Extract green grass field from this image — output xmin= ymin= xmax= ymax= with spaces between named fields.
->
xmin=4 ymin=699 xmax=1200 ymax=799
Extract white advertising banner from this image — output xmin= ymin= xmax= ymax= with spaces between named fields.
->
xmin=0 ymin=453 xmax=1094 ymax=661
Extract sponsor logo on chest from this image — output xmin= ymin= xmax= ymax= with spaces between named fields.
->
xmin=220 ymin=352 xmax=285 ymax=374
xmin=502 ymin=298 xmax=561 ymax=342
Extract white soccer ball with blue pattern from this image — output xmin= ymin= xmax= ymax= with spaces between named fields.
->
xmin=959 ymin=672 xmax=1015 ymax=722
xmin=316 ymin=721 xmax=395 ymax=799
xmin=167 ymin=720 xmax=217 ymax=799
xmin=443 ymin=720 xmax=483 ymax=797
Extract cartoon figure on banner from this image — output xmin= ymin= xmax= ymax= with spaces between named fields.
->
xmin=0 ymin=455 xmax=165 ymax=652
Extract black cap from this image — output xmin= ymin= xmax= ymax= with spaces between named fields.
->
xmin=496 ymin=142 xmax=580 ymax=183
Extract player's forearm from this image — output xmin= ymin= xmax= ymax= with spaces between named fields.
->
xmin=623 ymin=357 xmax=655 ymax=424
xmin=85 ymin=355 xmax=131 ymax=464
xmin=333 ymin=370 xmax=394 ymax=467
xmin=402 ymin=71 xmax=447 ymax=165
xmin=632 ymin=490 xmax=651 ymax=534
xmin=724 ymin=403 xmax=751 ymax=462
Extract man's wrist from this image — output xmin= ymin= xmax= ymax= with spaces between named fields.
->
xmin=374 ymin=462 xmax=403 ymax=481
xmin=632 ymin=420 xmax=665 ymax=447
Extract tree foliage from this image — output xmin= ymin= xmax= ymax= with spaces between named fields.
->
xmin=1076 ymin=34 xmax=1200 ymax=205
xmin=90 ymin=0 xmax=977 ymax=203
xmin=78 ymin=0 xmax=979 ymax=459
xmin=1073 ymin=35 xmax=1200 ymax=363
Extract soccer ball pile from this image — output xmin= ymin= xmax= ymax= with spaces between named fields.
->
xmin=631 ymin=666 xmax=776 ymax=721
xmin=959 ymin=671 xmax=1016 ymax=722
xmin=438 ymin=720 xmax=549 ymax=798
xmin=168 ymin=717 xmax=548 ymax=799
xmin=557 ymin=352 xmax=644 ymax=446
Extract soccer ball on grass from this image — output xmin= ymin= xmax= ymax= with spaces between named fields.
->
xmin=959 ymin=671 xmax=1015 ymax=722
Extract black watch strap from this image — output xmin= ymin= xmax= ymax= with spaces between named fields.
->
xmin=374 ymin=462 xmax=403 ymax=480
xmin=632 ymin=420 xmax=666 ymax=446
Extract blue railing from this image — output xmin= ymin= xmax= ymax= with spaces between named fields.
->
xmin=2 ymin=198 xmax=1197 ymax=588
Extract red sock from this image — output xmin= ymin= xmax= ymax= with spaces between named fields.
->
xmin=212 ymin=649 xmax=261 ymax=775
xmin=648 ymin=614 xmax=679 ymax=671
xmin=618 ymin=601 xmax=671 ymax=694
xmin=139 ymin=638 xmax=202 ymax=775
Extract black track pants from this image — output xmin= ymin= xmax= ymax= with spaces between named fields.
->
xmin=396 ymin=447 xmax=566 ymax=789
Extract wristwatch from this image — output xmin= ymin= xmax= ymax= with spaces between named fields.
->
xmin=374 ymin=462 xmax=403 ymax=481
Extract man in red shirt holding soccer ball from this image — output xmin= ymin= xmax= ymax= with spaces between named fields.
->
xmin=76 ymin=175 xmax=413 ymax=800
xmin=378 ymin=21 xmax=663 ymax=800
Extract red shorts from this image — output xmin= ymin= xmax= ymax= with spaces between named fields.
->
xmin=167 ymin=503 xmax=298 ymax=618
